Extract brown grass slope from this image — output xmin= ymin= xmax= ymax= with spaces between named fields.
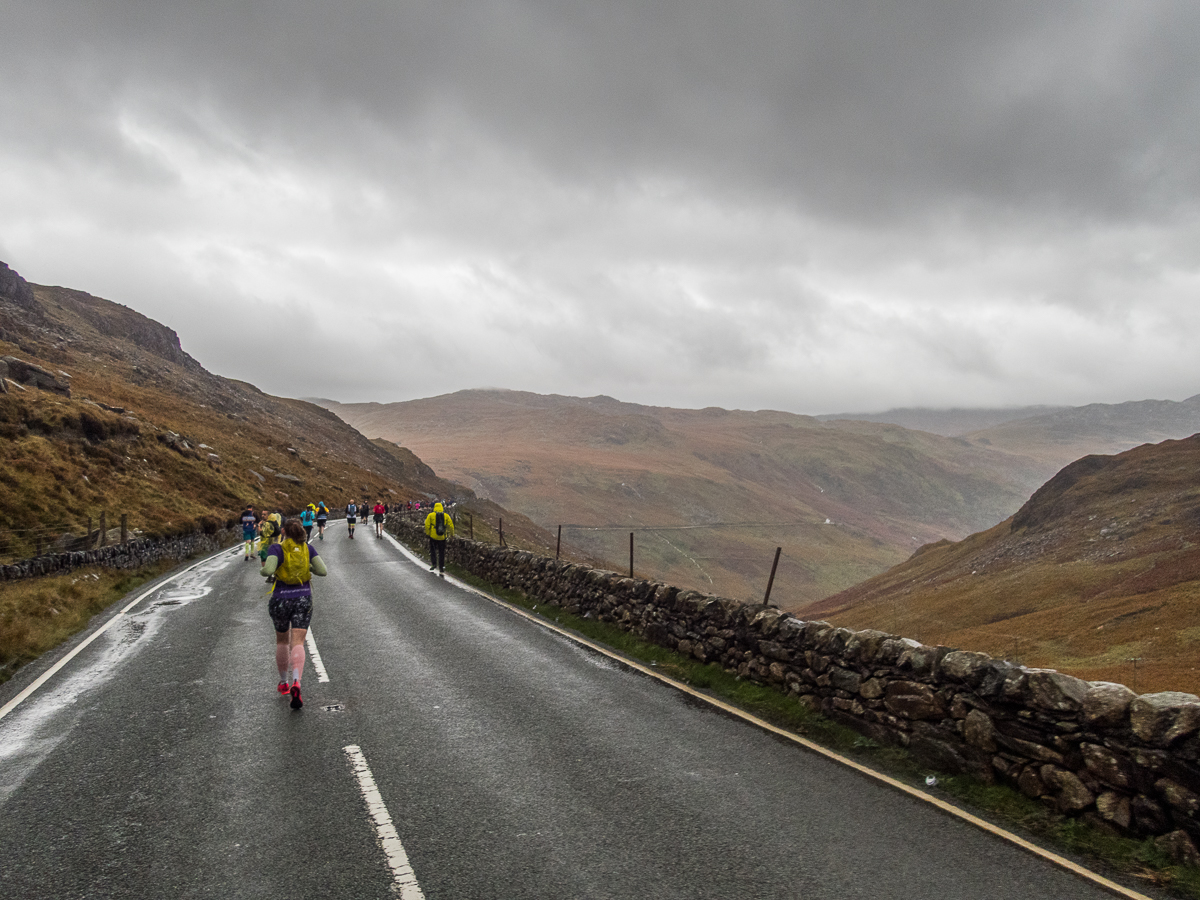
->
xmin=808 ymin=434 xmax=1200 ymax=694
xmin=321 ymin=390 xmax=1055 ymax=608
xmin=0 ymin=264 xmax=466 ymax=558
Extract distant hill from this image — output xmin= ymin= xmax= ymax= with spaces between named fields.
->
xmin=0 ymin=262 xmax=551 ymax=560
xmin=807 ymin=435 xmax=1200 ymax=694
xmin=966 ymin=396 xmax=1200 ymax=468
xmin=817 ymin=405 xmax=1069 ymax=436
xmin=319 ymin=390 xmax=1060 ymax=608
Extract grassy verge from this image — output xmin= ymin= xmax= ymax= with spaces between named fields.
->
xmin=0 ymin=558 xmax=187 ymax=684
xmin=443 ymin=558 xmax=1200 ymax=899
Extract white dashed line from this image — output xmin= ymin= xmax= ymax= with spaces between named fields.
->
xmin=344 ymin=744 xmax=425 ymax=899
xmin=306 ymin=627 xmax=330 ymax=683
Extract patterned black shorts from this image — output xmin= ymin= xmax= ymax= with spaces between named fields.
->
xmin=269 ymin=595 xmax=313 ymax=632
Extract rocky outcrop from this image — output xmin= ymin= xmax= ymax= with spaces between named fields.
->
xmin=0 ymin=261 xmax=35 ymax=309
xmin=386 ymin=512 xmax=1200 ymax=842
xmin=1 ymin=356 xmax=71 ymax=396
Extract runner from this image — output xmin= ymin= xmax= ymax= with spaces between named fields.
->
xmin=240 ymin=506 xmax=257 ymax=560
xmin=345 ymin=500 xmax=358 ymax=539
xmin=315 ymin=501 xmax=329 ymax=540
xmin=300 ymin=503 xmax=316 ymax=542
xmin=423 ymin=501 xmax=454 ymax=575
xmin=257 ymin=512 xmax=275 ymax=562
xmin=372 ymin=498 xmax=386 ymax=539
xmin=261 ymin=518 xmax=327 ymax=709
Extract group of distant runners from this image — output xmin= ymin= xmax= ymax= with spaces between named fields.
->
xmin=237 ymin=498 xmax=455 ymax=710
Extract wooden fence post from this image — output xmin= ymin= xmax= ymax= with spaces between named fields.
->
xmin=499 ymin=518 xmax=504 ymax=547
xmin=120 ymin=514 xmax=128 ymax=544
xmin=99 ymin=511 xmax=107 ymax=548
xmin=557 ymin=525 xmax=562 ymax=560
xmin=629 ymin=532 xmax=634 ymax=578
xmin=87 ymin=516 xmax=93 ymax=549
xmin=763 ymin=547 xmax=782 ymax=606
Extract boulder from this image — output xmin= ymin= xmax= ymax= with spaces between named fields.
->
xmin=829 ymin=667 xmax=863 ymax=694
xmin=1132 ymin=795 xmax=1172 ymax=835
xmin=1081 ymin=743 xmax=1131 ymax=790
xmin=1 ymin=356 xmax=70 ymax=396
xmin=1096 ymin=791 xmax=1132 ymax=829
xmin=859 ymin=678 xmax=886 ymax=700
xmin=1082 ymin=681 xmax=1136 ymax=728
xmin=1156 ymin=778 xmax=1200 ymax=816
xmin=939 ymin=650 xmax=993 ymax=685
xmin=758 ymin=640 xmax=792 ymax=662
xmin=1040 ymin=765 xmax=1095 ymax=812
xmin=884 ymin=681 xmax=947 ymax=720
xmin=963 ymin=709 xmax=998 ymax=753
xmin=1017 ymin=766 xmax=1047 ymax=798
xmin=1025 ymin=670 xmax=1089 ymax=713
xmin=1130 ymin=692 xmax=1200 ymax=746
xmin=843 ymin=629 xmax=891 ymax=665
xmin=1156 ymin=830 xmax=1200 ymax=867
xmin=897 ymin=644 xmax=938 ymax=677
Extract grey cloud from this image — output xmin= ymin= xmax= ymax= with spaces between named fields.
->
xmin=10 ymin=1 xmax=1200 ymax=224
xmin=3 ymin=1 xmax=1200 ymax=414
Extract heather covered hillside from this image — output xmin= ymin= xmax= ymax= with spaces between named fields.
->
xmin=808 ymin=434 xmax=1200 ymax=694
xmin=321 ymin=390 xmax=1055 ymax=607
xmin=0 ymin=262 xmax=545 ymax=560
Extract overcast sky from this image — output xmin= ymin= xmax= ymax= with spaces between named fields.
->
xmin=2 ymin=1 xmax=1199 ymax=414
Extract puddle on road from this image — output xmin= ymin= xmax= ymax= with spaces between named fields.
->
xmin=0 ymin=553 xmax=235 ymax=803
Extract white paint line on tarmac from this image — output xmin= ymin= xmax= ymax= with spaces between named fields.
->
xmin=379 ymin=528 xmax=1154 ymax=900
xmin=344 ymin=744 xmax=425 ymax=900
xmin=306 ymin=627 xmax=330 ymax=683
xmin=0 ymin=545 xmax=235 ymax=724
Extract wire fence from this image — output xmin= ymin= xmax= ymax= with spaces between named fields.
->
xmin=537 ymin=518 xmax=1194 ymax=694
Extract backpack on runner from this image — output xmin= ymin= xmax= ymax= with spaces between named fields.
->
xmin=435 ymin=511 xmax=446 ymax=536
xmin=276 ymin=537 xmax=311 ymax=585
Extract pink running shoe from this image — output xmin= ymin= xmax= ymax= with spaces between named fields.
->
xmin=290 ymin=681 xmax=303 ymax=709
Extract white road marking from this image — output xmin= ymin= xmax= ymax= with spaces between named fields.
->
xmin=378 ymin=528 xmax=1154 ymax=900
xmin=344 ymin=744 xmax=425 ymax=900
xmin=0 ymin=546 xmax=233 ymax=724
xmin=306 ymin=627 xmax=330 ymax=683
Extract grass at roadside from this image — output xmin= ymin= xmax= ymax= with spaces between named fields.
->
xmin=0 ymin=560 xmax=183 ymax=684
xmin=441 ymin=558 xmax=1200 ymax=899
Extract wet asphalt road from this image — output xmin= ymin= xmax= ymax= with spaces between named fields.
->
xmin=0 ymin=524 xmax=1153 ymax=899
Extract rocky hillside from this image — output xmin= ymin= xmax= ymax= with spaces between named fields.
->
xmin=806 ymin=434 xmax=1200 ymax=694
xmin=0 ymin=261 xmax=543 ymax=560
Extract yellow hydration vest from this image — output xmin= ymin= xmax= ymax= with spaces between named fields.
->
xmin=276 ymin=537 xmax=311 ymax=585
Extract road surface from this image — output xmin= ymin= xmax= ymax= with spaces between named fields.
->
xmin=0 ymin=524 xmax=1156 ymax=899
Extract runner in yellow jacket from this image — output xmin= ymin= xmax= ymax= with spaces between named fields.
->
xmin=423 ymin=502 xmax=454 ymax=575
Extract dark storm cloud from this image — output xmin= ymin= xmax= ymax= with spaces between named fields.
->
xmin=2 ymin=1 xmax=1199 ymax=411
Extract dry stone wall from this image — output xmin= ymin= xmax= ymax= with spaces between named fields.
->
xmin=388 ymin=513 xmax=1200 ymax=856
xmin=0 ymin=528 xmax=238 ymax=581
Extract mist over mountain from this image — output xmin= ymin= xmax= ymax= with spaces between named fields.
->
xmin=817 ymin=406 xmax=1070 ymax=437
